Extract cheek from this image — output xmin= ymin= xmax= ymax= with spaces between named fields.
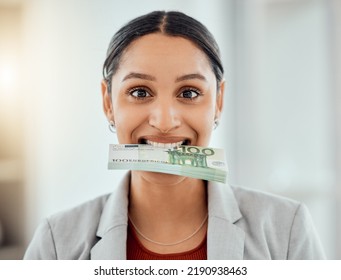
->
xmin=113 ymin=103 xmax=142 ymax=143
xmin=196 ymin=98 xmax=216 ymax=125
xmin=186 ymin=104 xmax=216 ymax=144
xmin=196 ymin=111 xmax=214 ymax=127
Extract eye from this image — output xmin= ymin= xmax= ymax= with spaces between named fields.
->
xmin=178 ymin=88 xmax=201 ymax=100
xmin=128 ymin=87 xmax=152 ymax=99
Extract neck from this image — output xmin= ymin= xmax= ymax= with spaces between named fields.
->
xmin=129 ymin=171 xmax=207 ymax=222
xmin=128 ymin=171 xmax=208 ymax=254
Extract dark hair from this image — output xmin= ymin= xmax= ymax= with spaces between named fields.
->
xmin=103 ymin=11 xmax=224 ymax=92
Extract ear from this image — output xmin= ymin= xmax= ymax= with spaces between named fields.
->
xmin=101 ymin=79 xmax=114 ymax=122
xmin=215 ymin=79 xmax=225 ymax=121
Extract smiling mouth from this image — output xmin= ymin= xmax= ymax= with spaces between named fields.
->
xmin=138 ymin=138 xmax=191 ymax=148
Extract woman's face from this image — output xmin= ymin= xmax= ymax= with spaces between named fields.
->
xmin=103 ymin=33 xmax=224 ymax=149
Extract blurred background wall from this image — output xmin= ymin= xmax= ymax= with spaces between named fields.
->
xmin=0 ymin=0 xmax=339 ymax=259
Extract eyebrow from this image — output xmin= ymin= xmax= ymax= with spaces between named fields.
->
xmin=175 ymin=73 xmax=207 ymax=82
xmin=122 ymin=72 xmax=156 ymax=82
xmin=122 ymin=72 xmax=207 ymax=83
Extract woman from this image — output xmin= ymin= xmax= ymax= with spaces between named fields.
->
xmin=24 ymin=11 xmax=325 ymax=260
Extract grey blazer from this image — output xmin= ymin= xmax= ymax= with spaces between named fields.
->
xmin=24 ymin=172 xmax=326 ymax=259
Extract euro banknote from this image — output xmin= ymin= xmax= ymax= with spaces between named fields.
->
xmin=108 ymin=144 xmax=227 ymax=183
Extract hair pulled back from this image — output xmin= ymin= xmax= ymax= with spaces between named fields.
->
xmin=103 ymin=11 xmax=224 ymax=92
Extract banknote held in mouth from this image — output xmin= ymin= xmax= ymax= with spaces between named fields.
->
xmin=108 ymin=144 xmax=228 ymax=183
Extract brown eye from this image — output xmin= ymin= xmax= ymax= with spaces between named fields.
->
xmin=129 ymin=88 xmax=151 ymax=99
xmin=179 ymin=88 xmax=201 ymax=99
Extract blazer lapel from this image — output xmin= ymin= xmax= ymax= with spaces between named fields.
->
xmin=207 ymin=181 xmax=245 ymax=259
xmin=90 ymin=172 xmax=131 ymax=260
xmin=91 ymin=226 xmax=127 ymax=259
xmin=207 ymin=217 xmax=245 ymax=259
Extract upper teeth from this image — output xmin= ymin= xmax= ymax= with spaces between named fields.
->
xmin=146 ymin=140 xmax=184 ymax=149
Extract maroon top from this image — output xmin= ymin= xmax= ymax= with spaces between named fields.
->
xmin=126 ymin=221 xmax=207 ymax=260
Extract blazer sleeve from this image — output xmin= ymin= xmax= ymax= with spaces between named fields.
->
xmin=287 ymin=203 xmax=326 ymax=259
xmin=23 ymin=219 xmax=57 ymax=260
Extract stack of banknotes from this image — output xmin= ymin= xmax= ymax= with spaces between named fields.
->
xmin=108 ymin=144 xmax=227 ymax=183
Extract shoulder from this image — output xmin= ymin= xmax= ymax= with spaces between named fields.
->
xmin=230 ymin=184 xmax=304 ymax=233
xmin=48 ymin=193 xmax=111 ymax=227
xmin=231 ymin=185 xmax=301 ymax=218
xmin=229 ymin=185 xmax=325 ymax=259
xmin=24 ymin=193 xmax=111 ymax=260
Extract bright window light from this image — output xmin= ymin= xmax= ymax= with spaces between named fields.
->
xmin=0 ymin=63 xmax=16 ymax=93
xmin=0 ymin=64 xmax=15 ymax=90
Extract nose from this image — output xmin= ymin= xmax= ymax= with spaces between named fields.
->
xmin=148 ymin=100 xmax=181 ymax=133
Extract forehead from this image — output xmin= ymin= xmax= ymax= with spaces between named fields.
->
xmin=125 ymin=33 xmax=202 ymax=53
xmin=118 ymin=33 xmax=212 ymax=74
